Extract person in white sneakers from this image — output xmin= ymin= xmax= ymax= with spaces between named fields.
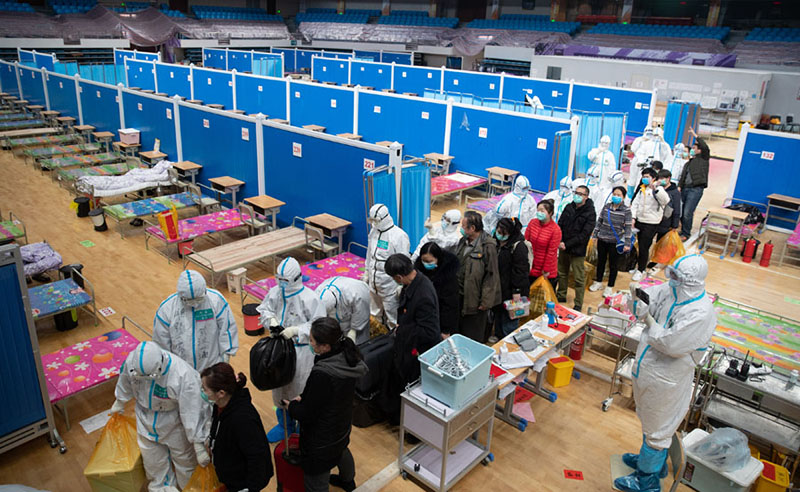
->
xmin=590 ymin=186 xmax=632 ymax=297
xmin=630 ymin=168 xmax=670 ymax=282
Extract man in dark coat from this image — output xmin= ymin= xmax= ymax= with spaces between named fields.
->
xmin=556 ymin=185 xmax=596 ymax=312
xmin=678 ymin=126 xmax=710 ymax=240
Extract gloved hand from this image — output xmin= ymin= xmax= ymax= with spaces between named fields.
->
xmin=281 ymin=325 xmax=300 ymax=339
xmin=346 ymin=329 xmax=357 ymax=342
xmin=645 ymin=313 xmax=658 ymax=330
xmin=110 ymin=399 xmax=125 ymax=415
xmin=194 ymin=442 xmax=210 ymax=467
xmin=269 ymin=317 xmax=280 ymax=328
xmin=628 ymin=285 xmax=649 ymax=319
xmin=222 ymin=353 xmax=230 ymax=363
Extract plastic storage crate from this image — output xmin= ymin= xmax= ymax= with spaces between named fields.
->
xmin=419 ymin=334 xmax=493 ymax=410
xmin=681 ymin=429 xmax=763 ymax=492
xmin=118 ymin=128 xmax=140 ymax=145
xmin=755 ymin=460 xmax=790 ymax=492
xmin=546 ymin=356 xmax=574 ymax=388
xmin=503 ymin=296 xmax=530 ymax=319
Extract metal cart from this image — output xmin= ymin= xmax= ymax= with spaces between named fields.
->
xmin=398 ymin=381 xmax=497 ymax=491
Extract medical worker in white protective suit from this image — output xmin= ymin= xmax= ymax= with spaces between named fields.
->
xmin=365 ymin=203 xmax=410 ymax=329
xmin=615 ymin=254 xmax=716 ymax=492
xmin=111 ymin=341 xmax=211 ymax=492
xmin=665 ymin=143 xmax=688 ymax=185
xmin=598 ymin=170 xmax=629 ymax=207
xmin=543 ymin=176 xmax=574 ymax=222
xmin=588 ymin=136 xmax=617 ymax=185
xmin=315 ymin=276 xmax=371 ymax=344
xmin=411 ymin=209 xmax=462 ymax=261
xmin=483 ymin=175 xmax=538 ymax=234
xmin=257 ymin=256 xmax=326 ymax=442
xmin=628 ymin=127 xmax=671 ymax=198
xmin=153 ymin=270 xmax=238 ymax=372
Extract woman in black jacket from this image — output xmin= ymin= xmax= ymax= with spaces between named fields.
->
xmin=492 ymin=218 xmax=530 ymax=340
xmin=285 ymin=317 xmax=368 ymax=492
xmin=414 ymin=241 xmax=459 ymax=336
xmin=201 ymin=363 xmax=273 ymax=492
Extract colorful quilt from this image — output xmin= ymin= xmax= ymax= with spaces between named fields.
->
xmin=0 ymin=220 xmax=24 ymax=240
xmin=243 ymin=252 xmax=366 ymax=301
xmin=702 ymin=218 xmax=759 ymax=237
xmin=0 ymin=112 xmax=31 ymax=121
xmin=41 ymin=152 xmax=124 ymax=170
xmin=29 ymin=278 xmax=92 ymax=319
xmin=104 ymin=192 xmax=199 ymax=221
xmin=787 ymin=221 xmax=800 ymax=249
xmin=42 ymin=329 xmax=139 ymax=403
xmin=145 ymin=208 xmax=247 ymax=244
xmin=24 ymin=143 xmax=102 ymax=159
xmin=0 ymin=118 xmax=44 ymax=129
xmin=431 ymin=173 xmax=487 ymax=197
xmin=7 ymin=134 xmax=77 ymax=148
xmin=467 ymin=190 xmax=546 ymax=213
xmin=713 ymin=299 xmax=800 ymax=375
xmin=57 ymin=162 xmax=139 ymax=182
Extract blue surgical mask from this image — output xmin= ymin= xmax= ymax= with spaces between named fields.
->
xmin=308 ymin=344 xmax=316 ymax=355
xmin=201 ymin=391 xmax=211 ymax=403
xmin=422 ymin=261 xmax=437 ymax=270
xmin=689 ymin=149 xmax=696 ymax=158
xmin=573 ymin=195 xmax=583 ymax=204
xmin=496 ymin=233 xmax=509 ymax=242
xmin=536 ymin=211 xmax=547 ymax=221
xmin=441 ymin=218 xmax=448 ymax=229
xmin=642 ymin=178 xmax=651 ymax=186
xmin=611 ymin=196 xmax=623 ymax=205
xmin=669 ymin=278 xmax=682 ymax=288
xmin=661 ymin=179 xmax=669 ymax=187
xmin=459 ymin=227 xmax=467 ymax=237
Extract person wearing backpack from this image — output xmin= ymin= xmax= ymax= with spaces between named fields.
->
xmin=556 ymin=185 xmax=596 ymax=312
xmin=647 ymin=169 xmax=682 ymax=274
xmin=490 ymin=218 xmax=531 ymax=341
xmin=590 ymin=186 xmax=633 ymax=297
xmin=630 ymin=168 xmax=670 ymax=281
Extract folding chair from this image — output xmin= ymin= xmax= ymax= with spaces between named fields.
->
xmin=666 ymin=432 xmax=686 ymax=492
xmin=304 ymin=224 xmax=338 ymax=260
xmin=699 ymin=212 xmax=735 ymax=259
xmin=238 ymin=202 xmax=268 ymax=236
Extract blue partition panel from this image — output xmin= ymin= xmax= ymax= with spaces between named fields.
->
xmin=192 ymin=68 xmax=234 ymax=109
xmin=204 ymin=48 xmax=227 ymax=69
xmin=350 ymin=61 xmax=391 ymax=90
xmin=354 ymin=50 xmax=380 ymax=61
xmin=732 ymin=131 xmax=800 ymax=229
xmin=114 ymin=49 xmax=136 ymax=66
xmin=235 ymin=74 xmax=287 ymax=119
xmin=45 ymin=73 xmax=78 ymax=118
xmin=136 ymin=52 xmax=159 ymax=62
xmin=502 ymin=76 xmax=569 ymax=108
xmin=357 ymin=93 xmax=446 ymax=158
xmin=180 ymin=106 xmax=258 ymax=199
xmin=289 ymin=82 xmax=354 ymax=135
xmin=262 ymin=125 xmax=389 ymax=246
xmin=272 ymin=48 xmax=295 ymax=71
xmin=295 ymin=50 xmax=316 ymax=72
xmin=122 ymin=93 xmax=177 ymax=159
xmin=125 ymin=59 xmax=156 ymax=91
xmin=155 ymin=64 xmax=191 ymax=98
xmin=448 ymin=106 xmax=571 ymax=192
xmin=18 ymin=50 xmax=34 ymax=63
xmin=443 ymin=70 xmax=501 ymax=100
xmin=570 ymin=84 xmax=652 ymax=136
xmin=79 ymin=81 xmax=120 ymax=133
xmin=227 ymin=50 xmax=252 ymax=73
xmin=382 ymin=52 xmax=412 ymax=65
xmin=392 ymin=65 xmax=440 ymax=95
xmin=312 ymin=57 xmax=349 ymax=85
xmin=34 ymin=52 xmax=55 ymax=71
xmin=18 ymin=67 xmax=46 ymax=106
xmin=0 ymin=63 xmax=19 ymax=96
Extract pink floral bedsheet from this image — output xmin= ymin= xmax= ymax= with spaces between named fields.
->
xmin=431 ymin=173 xmax=487 ymax=197
xmin=145 ymin=209 xmax=247 ymax=243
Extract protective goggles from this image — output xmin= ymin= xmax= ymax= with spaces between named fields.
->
xmin=664 ymin=265 xmax=686 ymax=283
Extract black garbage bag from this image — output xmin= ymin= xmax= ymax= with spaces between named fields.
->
xmin=250 ymin=333 xmax=296 ymax=391
xmin=726 ymin=203 xmax=765 ymax=225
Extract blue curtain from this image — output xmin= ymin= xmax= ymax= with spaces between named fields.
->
xmin=663 ymin=102 xmax=682 ymax=149
xmin=401 ymin=165 xmax=431 ymax=249
xmin=603 ymin=113 xmax=625 ymax=170
xmin=556 ymin=131 xmax=572 ymax=186
xmin=104 ymin=65 xmax=117 ymax=84
xmin=573 ymin=111 xmax=603 ymax=176
xmin=79 ymin=65 xmax=92 ymax=80
xmin=368 ymin=169 xmax=397 ymax=220
xmin=54 ymin=62 xmax=67 ymax=74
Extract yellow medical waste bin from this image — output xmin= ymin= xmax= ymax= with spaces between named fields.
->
xmin=546 ymin=356 xmax=574 ymax=388
xmin=755 ymin=460 xmax=789 ymax=492
xmin=84 ymin=414 xmax=147 ymax=492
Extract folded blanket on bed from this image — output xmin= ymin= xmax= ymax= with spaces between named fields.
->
xmin=76 ymin=160 xmax=174 ymax=195
xmin=21 ymin=242 xmax=63 ymax=277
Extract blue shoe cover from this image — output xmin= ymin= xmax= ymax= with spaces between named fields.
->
xmin=614 ymin=471 xmax=661 ymax=492
xmin=266 ymin=408 xmax=286 ymax=443
xmin=622 ymin=453 xmax=669 ymax=478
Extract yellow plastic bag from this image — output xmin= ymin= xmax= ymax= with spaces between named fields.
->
xmin=157 ymin=204 xmax=179 ymax=241
xmin=586 ymin=238 xmax=598 ymax=266
xmin=651 ymin=230 xmax=686 ymax=265
xmin=83 ymin=413 xmax=146 ymax=492
xmin=183 ymin=464 xmax=225 ymax=492
xmin=528 ymin=276 xmax=558 ymax=320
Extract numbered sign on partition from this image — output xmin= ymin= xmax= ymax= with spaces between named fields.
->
xmin=537 ymin=138 xmax=547 ymax=150
xmin=241 ymin=128 xmax=249 ymax=141
xmin=363 ymin=158 xmax=375 ymax=170
xmin=293 ymin=142 xmax=302 ymax=158
xmin=761 ymin=151 xmax=775 ymax=161
xmin=166 ymin=108 xmax=172 ymax=120
xmin=203 ymin=119 xmax=210 ymax=129
xmin=479 ymin=127 xmax=488 ymax=138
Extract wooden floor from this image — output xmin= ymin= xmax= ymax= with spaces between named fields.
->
xmin=1 ymin=143 xmax=797 ymax=491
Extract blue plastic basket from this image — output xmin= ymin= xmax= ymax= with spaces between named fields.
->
xmin=419 ymin=334 xmax=494 ymax=409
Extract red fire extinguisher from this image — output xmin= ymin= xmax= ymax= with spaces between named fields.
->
xmin=742 ymin=238 xmax=757 ymax=263
xmin=760 ymin=241 xmax=774 ymax=267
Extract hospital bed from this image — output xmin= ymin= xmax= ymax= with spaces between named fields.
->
xmin=1 ymin=127 xmax=61 ymax=148
xmin=431 ymin=172 xmax=487 ymax=206
xmin=41 ymin=151 xmax=125 ymax=175
xmin=24 ymin=143 xmax=102 ymax=165
xmin=183 ymin=219 xmax=309 ymax=287
xmin=74 ymin=160 xmax=173 ymax=199
xmin=43 ymin=317 xmax=142 ymax=430
xmin=21 ymin=241 xmax=63 ymax=279
xmin=466 ymin=190 xmax=546 ymax=214
xmin=0 ymin=118 xmax=45 ymax=131
xmin=7 ymin=133 xmax=78 ymax=153
xmin=144 ymin=207 xmax=252 ymax=262
xmin=0 ymin=210 xmax=28 ymax=244
xmin=56 ymin=162 xmax=142 ymax=189
xmin=28 ymin=270 xmax=98 ymax=327
xmin=0 ymin=112 xmax=34 ymax=122
xmin=240 ymin=244 xmax=367 ymax=306
xmin=103 ymin=191 xmax=201 ymax=238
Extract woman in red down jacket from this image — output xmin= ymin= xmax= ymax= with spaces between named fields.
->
xmin=525 ymin=199 xmax=562 ymax=289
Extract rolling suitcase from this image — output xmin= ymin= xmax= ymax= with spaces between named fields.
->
xmin=355 ymin=332 xmax=394 ymax=398
xmin=274 ymin=408 xmax=303 ymax=492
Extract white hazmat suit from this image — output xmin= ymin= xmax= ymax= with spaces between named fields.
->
xmin=365 ymin=203 xmax=410 ymax=329
xmin=153 ymin=270 xmax=238 ymax=372
xmin=112 ymin=342 xmax=210 ymax=492
xmin=598 ymin=170 xmax=629 ymax=208
xmin=316 ymin=276 xmax=371 ymax=344
xmin=411 ymin=209 xmax=462 ymax=261
xmin=665 ymin=143 xmax=688 ymax=184
xmin=587 ymin=135 xmax=617 ymax=185
xmin=543 ymin=176 xmax=574 ymax=222
xmin=483 ymin=175 xmax=538 ymax=233
xmin=628 ymin=127 xmax=671 ymax=192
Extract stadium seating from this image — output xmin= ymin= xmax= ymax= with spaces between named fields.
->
xmin=50 ymin=0 xmax=96 ymax=14
xmin=191 ymin=5 xmax=281 ymax=21
xmin=0 ymin=1 xmax=35 ymax=12
xmin=746 ymin=27 xmax=800 ymax=42
xmin=467 ymin=18 xmax=579 ymax=34
xmin=378 ymin=14 xmax=458 ymax=28
xmin=296 ymin=12 xmax=368 ymax=24
xmin=587 ymin=22 xmax=730 ymax=41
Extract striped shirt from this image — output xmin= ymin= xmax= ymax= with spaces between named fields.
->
xmin=593 ymin=203 xmax=633 ymax=245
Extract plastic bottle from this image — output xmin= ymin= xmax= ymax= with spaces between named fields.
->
xmin=546 ymin=301 xmax=557 ymax=326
